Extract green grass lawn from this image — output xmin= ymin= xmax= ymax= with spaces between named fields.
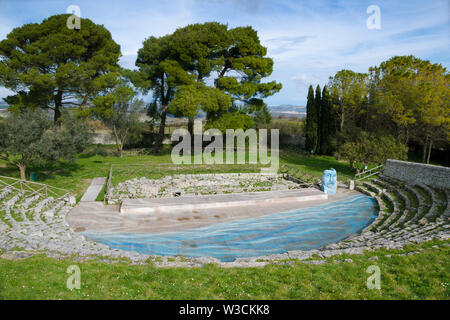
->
xmin=0 ymin=145 xmax=352 ymax=200
xmin=0 ymin=240 xmax=448 ymax=299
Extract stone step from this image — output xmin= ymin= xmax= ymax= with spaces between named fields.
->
xmin=380 ymin=191 xmax=398 ymax=213
xmin=17 ymin=194 xmax=40 ymax=209
xmin=404 ymin=184 xmax=422 ymax=207
xmin=389 ymin=209 xmax=410 ymax=229
xmin=378 ymin=209 xmax=401 ymax=230
xmin=396 ymin=189 xmax=411 ymax=209
xmin=379 ymin=175 xmax=405 ymax=187
xmin=363 ymin=182 xmax=382 ymax=195
xmin=0 ymin=188 xmax=12 ymax=201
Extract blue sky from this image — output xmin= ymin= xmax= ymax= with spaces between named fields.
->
xmin=0 ymin=0 xmax=449 ymax=106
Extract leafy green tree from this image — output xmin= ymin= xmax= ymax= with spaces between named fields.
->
xmin=214 ymin=25 xmax=282 ymax=118
xmin=170 ymin=22 xmax=230 ymax=82
xmin=204 ymin=112 xmax=253 ymax=133
xmin=328 ymin=70 xmax=368 ymax=132
xmin=336 ymin=132 xmax=407 ymax=170
xmin=319 ymin=85 xmax=333 ymax=155
xmin=162 ymin=22 xmax=281 ymax=133
xmin=88 ymin=84 xmax=144 ymax=158
xmin=135 ymin=35 xmax=194 ymax=153
xmin=0 ymin=109 xmax=91 ymax=180
xmin=0 ymin=14 xmax=121 ymax=122
xmin=253 ymin=104 xmax=272 ymax=128
xmin=370 ymin=134 xmax=408 ymax=165
xmin=369 ymin=55 xmax=449 ymax=163
xmin=335 ymin=141 xmax=359 ymax=170
xmin=170 ymin=23 xmax=281 ymax=127
xmin=169 ymin=84 xmax=231 ymax=136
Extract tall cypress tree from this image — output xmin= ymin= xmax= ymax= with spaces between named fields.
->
xmin=305 ymin=85 xmax=315 ymax=152
xmin=319 ymin=85 xmax=332 ymax=155
xmin=314 ymin=85 xmax=321 ymax=153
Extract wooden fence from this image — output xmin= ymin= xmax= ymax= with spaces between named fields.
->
xmin=0 ymin=175 xmax=73 ymax=201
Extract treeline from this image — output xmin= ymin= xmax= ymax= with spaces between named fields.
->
xmin=305 ymin=55 xmax=449 ymax=167
xmin=0 ymin=14 xmax=282 ymax=178
xmin=0 ymin=14 xmax=281 ymax=157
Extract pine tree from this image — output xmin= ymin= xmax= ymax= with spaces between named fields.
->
xmin=0 ymin=14 xmax=122 ymax=123
xmin=305 ymin=85 xmax=315 ymax=152
xmin=314 ymin=85 xmax=322 ymax=153
xmin=319 ymin=85 xmax=332 ymax=155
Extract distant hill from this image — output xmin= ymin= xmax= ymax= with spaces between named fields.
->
xmin=0 ymin=102 xmax=308 ymax=119
xmin=268 ymin=105 xmax=306 ymax=119
xmin=176 ymin=105 xmax=307 ymax=119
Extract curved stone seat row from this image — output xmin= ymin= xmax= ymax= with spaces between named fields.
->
xmin=333 ymin=175 xmax=450 ymax=249
xmin=356 ymin=186 xmax=394 ymax=233
xmin=362 ymin=182 xmax=382 ymax=195
xmin=340 ymin=176 xmax=450 ymax=252
xmin=442 ymin=189 xmax=450 ymax=219
xmin=355 ymin=185 xmax=387 ymax=233
xmin=378 ymin=177 xmax=410 ymax=211
xmin=0 ymin=187 xmax=73 ymax=226
xmin=403 ymin=185 xmax=425 ymax=225
xmin=0 ymin=188 xmax=12 ymax=201
xmin=372 ymin=177 xmax=446 ymax=226
xmin=415 ymin=183 xmax=444 ymax=223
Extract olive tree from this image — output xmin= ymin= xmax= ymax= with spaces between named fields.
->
xmin=0 ymin=109 xmax=92 ymax=179
xmin=89 ymin=85 xmax=144 ymax=157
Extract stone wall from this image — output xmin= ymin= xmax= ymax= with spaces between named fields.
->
xmin=92 ymin=132 xmax=115 ymax=145
xmin=383 ymin=159 xmax=450 ymax=189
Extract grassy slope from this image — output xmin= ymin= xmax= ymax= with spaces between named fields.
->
xmin=0 ymin=240 xmax=448 ymax=299
xmin=0 ymin=145 xmax=348 ymax=200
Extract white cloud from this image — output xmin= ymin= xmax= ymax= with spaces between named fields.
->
xmin=0 ymin=0 xmax=448 ymax=106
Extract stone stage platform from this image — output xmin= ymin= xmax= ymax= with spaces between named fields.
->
xmin=119 ymin=189 xmax=328 ymax=215
xmin=66 ymin=189 xmax=361 ymax=234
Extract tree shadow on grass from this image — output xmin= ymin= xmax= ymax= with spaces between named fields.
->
xmin=27 ymin=161 xmax=84 ymax=182
xmin=0 ymin=165 xmax=21 ymax=179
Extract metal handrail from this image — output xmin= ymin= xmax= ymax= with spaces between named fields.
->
xmin=354 ymin=164 xmax=384 ymax=181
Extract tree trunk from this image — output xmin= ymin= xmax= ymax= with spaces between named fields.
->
xmin=112 ymin=126 xmax=123 ymax=158
xmin=404 ymin=126 xmax=409 ymax=145
xmin=153 ymin=104 xmax=167 ymax=154
xmin=54 ymin=89 xmax=63 ymax=123
xmin=19 ymin=165 xmax=26 ymax=180
xmin=340 ymin=105 xmax=345 ymax=132
xmin=188 ymin=117 xmax=194 ymax=137
xmin=427 ymin=139 xmax=433 ymax=164
xmin=422 ymin=135 xmax=429 ymax=163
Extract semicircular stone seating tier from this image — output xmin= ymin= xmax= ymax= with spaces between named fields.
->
xmin=0 ymin=179 xmax=142 ymax=261
xmin=0 ymin=172 xmax=449 ymax=264
xmin=339 ymin=174 xmax=449 ymax=251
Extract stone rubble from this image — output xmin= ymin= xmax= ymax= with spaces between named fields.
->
xmin=108 ymin=173 xmax=303 ymax=204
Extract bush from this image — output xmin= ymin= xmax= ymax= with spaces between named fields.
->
xmin=335 ymin=132 xmax=407 ymax=169
xmin=81 ymin=145 xmax=110 ymax=157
